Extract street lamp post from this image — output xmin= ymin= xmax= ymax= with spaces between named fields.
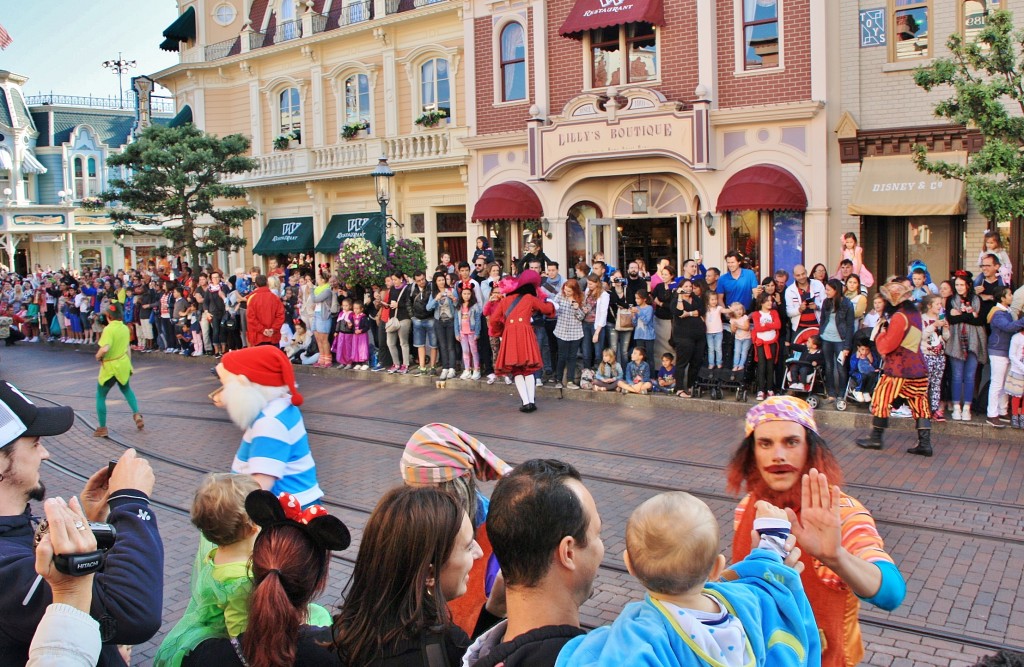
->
xmin=102 ymin=52 xmax=137 ymax=108
xmin=371 ymin=155 xmax=394 ymax=256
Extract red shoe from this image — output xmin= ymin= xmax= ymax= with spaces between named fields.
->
xmin=932 ymin=409 xmax=946 ymax=423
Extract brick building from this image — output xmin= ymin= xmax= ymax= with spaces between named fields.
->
xmin=463 ymin=0 xmax=831 ymax=279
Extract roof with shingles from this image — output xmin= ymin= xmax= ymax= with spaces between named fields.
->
xmin=0 ymin=89 xmax=13 ymax=127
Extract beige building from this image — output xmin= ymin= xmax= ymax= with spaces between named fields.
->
xmin=154 ymin=0 xmax=472 ymax=272
xmin=834 ymin=0 xmax=1022 ymax=286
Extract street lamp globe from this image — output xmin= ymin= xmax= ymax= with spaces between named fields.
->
xmin=371 ymin=155 xmax=394 ymax=206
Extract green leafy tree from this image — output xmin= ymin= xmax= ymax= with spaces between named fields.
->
xmin=103 ymin=124 xmax=257 ymax=266
xmin=914 ymin=9 xmax=1024 ymax=223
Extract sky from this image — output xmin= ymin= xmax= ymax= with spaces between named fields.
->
xmin=1 ymin=1 xmax=181 ymax=100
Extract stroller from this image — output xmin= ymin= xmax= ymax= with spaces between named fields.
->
xmin=784 ymin=327 xmax=828 ymax=408
xmin=837 ymin=327 xmax=882 ymax=411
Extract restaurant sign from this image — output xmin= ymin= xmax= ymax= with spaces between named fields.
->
xmin=536 ymin=111 xmax=694 ymax=178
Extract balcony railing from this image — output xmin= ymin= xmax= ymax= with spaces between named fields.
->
xmin=233 ymin=128 xmax=464 ymax=184
xmin=25 ymin=93 xmax=175 ymax=114
xmin=386 ymin=0 xmax=448 ymax=14
xmin=326 ymin=1 xmax=372 ymax=28
xmin=274 ymin=18 xmax=304 ymax=43
xmin=204 ymin=37 xmax=239 ymax=61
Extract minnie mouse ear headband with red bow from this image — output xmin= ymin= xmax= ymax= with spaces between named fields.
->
xmin=245 ymin=490 xmax=351 ymax=552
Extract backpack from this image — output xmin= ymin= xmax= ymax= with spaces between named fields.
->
xmin=580 ymin=368 xmax=596 ymax=391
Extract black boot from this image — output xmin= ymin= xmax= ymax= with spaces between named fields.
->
xmin=856 ymin=416 xmax=888 ymax=450
xmin=907 ymin=418 xmax=933 ymax=457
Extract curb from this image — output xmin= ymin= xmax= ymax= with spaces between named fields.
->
xmin=36 ymin=340 xmax=1022 ymax=442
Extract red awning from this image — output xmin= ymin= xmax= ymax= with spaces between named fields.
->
xmin=559 ymin=0 xmax=664 ymax=38
xmin=472 ymin=182 xmax=543 ymax=222
xmin=716 ymin=165 xmax=807 ymax=212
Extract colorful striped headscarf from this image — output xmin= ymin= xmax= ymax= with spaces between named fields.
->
xmin=744 ymin=395 xmax=818 ymax=437
xmin=401 ymin=423 xmax=512 ymax=485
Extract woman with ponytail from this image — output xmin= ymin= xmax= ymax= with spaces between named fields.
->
xmin=183 ymin=491 xmax=350 ymax=667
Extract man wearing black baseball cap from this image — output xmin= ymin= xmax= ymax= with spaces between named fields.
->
xmin=0 ymin=380 xmax=164 ymax=666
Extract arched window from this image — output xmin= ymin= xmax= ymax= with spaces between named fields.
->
xmin=500 ymin=23 xmax=526 ymax=102
xmin=420 ymin=58 xmax=450 ymax=120
xmin=344 ymin=74 xmax=371 ymax=129
xmin=73 ymin=156 xmax=86 ymax=199
xmin=279 ymin=87 xmax=302 ymax=138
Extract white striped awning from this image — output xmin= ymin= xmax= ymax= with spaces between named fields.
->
xmin=0 ymin=147 xmax=11 ymax=171
xmin=21 ymin=152 xmax=47 ymax=174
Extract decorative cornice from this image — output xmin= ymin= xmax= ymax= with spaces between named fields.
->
xmin=458 ymin=130 xmax=528 ymax=149
xmin=710 ymin=100 xmax=824 ymax=127
xmin=838 ymin=123 xmax=984 ymax=164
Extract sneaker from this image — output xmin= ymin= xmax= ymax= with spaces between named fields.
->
xmin=951 ymin=405 xmax=962 ymax=421
xmin=986 ymin=417 xmax=1007 ymax=429
xmin=767 ymin=391 xmax=775 ymax=397
xmin=398 ymin=365 xmax=409 ymax=374
xmin=444 ymin=368 xmax=455 ymax=380
xmin=566 ymin=382 xmax=580 ymax=390
xmin=92 ymin=427 xmax=108 ymax=438
xmin=371 ymin=364 xmax=386 ymax=372
xmin=460 ymin=369 xmax=472 ymax=380
xmin=387 ymin=365 xmax=399 ymax=374
xmin=504 ymin=376 xmax=512 ymax=385
xmin=756 ymin=391 xmax=765 ymax=401
xmin=536 ymin=377 xmax=543 ymax=387
xmin=164 ymin=348 xmax=176 ymax=354
xmin=932 ymin=409 xmax=946 ymax=423
xmin=962 ymin=405 xmax=972 ymax=421
xmin=471 ymin=370 xmax=481 ymax=380
xmin=891 ymin=405 xmax=912 ymax=419
xmin=998 ymin=414 xmax=1011 ymax=424
xmin=413 ymin=366 xmax=425 ymax=376
xmin=487 ymin=374 xmax=497 ymax=385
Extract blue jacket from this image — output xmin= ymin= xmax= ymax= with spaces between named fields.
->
xmin=633 ymin=305 xmax=656 ymax=341
xmin=624 ymin=360 xmax=651 ymax=385
xmin=0 ymin=491 xmax=164 ymax=666
xmin=557 ymin=549 xmax=821 ymax=667
xmin=427 ymin=290 xmax=457 ymax=323
xmin=454 ymin=303 xmax=483 ymax=337
xmin=818 ymin=297 xmax=855 ymax=350
xmin=988 ymin=307 xmax=1024 ymax=357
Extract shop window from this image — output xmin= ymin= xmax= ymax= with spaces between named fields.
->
xmin=962 ymin=0 xmax=999 ymax=43
xmin=566 ymin=202 xmax=599 ymax=270
xmin=279 ymin=87 xmax=302 ymax=138
xmin=727 ymin=210 xmax=760 ymax=276
xmin=742 ymin=0 xmax=780 ymax=70
xmin=500 ymin=23 xmax=527 ymax=102
xmin=589 ymin=23 xmax=657 ymax=88
xmin=891 ymin=0 xmax=929 ymax=61
xmin=344 ymin=74 xmax=371 ymax=131
xmin=420 ymin=58 xmax=451 ymax=120
xmin=770 ymin=211 xmax=803 ymax=277
xmin=486 ymin=220 xmax=512 ymax=273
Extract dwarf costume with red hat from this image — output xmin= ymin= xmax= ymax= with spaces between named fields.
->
xmin=220 ymin=346 xmax=324 ymax=507
xmin=482 ymin=269 xmax=555 ymax=412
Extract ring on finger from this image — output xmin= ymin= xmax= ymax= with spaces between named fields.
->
xmin=73 ymin=521 xmax=87 ymax=531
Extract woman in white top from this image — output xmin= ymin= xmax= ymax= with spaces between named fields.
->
xmin=581 ymin=274 xmax=610 ymax=370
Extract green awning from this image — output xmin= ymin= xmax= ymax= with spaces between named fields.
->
xmin=253 ymin=216 xmax=314 ymax=256
xmin=164 ymin=6 xmax=196 ymax=41
xmin=316 ymin=212 xmax=382 ymax=253
xmin=169 ymin=105 xmax=193 ymax=128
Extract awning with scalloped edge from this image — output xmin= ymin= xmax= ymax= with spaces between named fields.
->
xmin=471 ymin=182 xmax=543 ymax=221
xmin=21 ymin=152 xmax=46 ymax=174
xmin=559 ymin=0 xmax=664 ymax=39
xmin=717 ymin=164 xmax=807 ymax=212
xmin=160 ymin=6 xmax=196 ymax=52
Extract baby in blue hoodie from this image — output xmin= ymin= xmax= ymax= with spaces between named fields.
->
xmin=556 ymin=492 xmax=820 ymax=667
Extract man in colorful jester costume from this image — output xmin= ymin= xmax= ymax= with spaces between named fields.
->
xmin=555 ymin=487 xmax=819 ymax=667
xmin=856 ymin=277 xmax=933 ymax=456
xmin=728 ymin=396 xmax=906 ymax=667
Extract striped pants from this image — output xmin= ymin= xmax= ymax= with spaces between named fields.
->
xmin=870 ymin=375 xmax=930 ymax=419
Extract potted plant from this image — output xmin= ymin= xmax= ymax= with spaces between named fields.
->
xmin=273 ymin=129 xmax=302 ymax=150
xmin=340 ymin=120 xmax=370 ymax=140
xmin=414 ymin=108 xmax=449 ymax=128
xmin=80 ymin=196 xmax=105 ymax=211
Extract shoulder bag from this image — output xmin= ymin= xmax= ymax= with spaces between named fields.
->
xmin=385 ymin=285 xmax=408 ymax=333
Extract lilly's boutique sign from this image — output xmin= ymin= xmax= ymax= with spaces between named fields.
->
xmin=536 ymin=112 xmax=695 ymax=179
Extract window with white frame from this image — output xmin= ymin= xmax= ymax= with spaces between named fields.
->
xmin=213 ymin=3 xmax=236 ymax=25
xmin=589 ymin=23 xmax=657 ymax=88
xmin=87 ymin=157 xmax=99 ymax=195
xmin=420 ymin=58 xmax=451 ymax=119
xmin=279 ymin=87 xmax=302 ymax=138
xmin=344 ymin=74 xmax=371 ymax=130
xmin=891 ymin=0 xmax=930 ymax=61
xmin=742 ymin=0 xmax=780 ymax=70
xmin=73 ymin=156 xmax=86 ymax=199
xmin=279 ymin=0 xmax=299 ymax=40
xmin=499 ymin=23 xmax=527 ymax=102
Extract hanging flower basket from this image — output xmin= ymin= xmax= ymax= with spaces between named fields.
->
xmin=80 ymin=196 xmax=105 ymax=211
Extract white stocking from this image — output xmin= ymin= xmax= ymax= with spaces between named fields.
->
xmin=525 ymin=375 xmax=536 ymax=404
xmin=513 ymin=374 xmax=530 ymax=405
